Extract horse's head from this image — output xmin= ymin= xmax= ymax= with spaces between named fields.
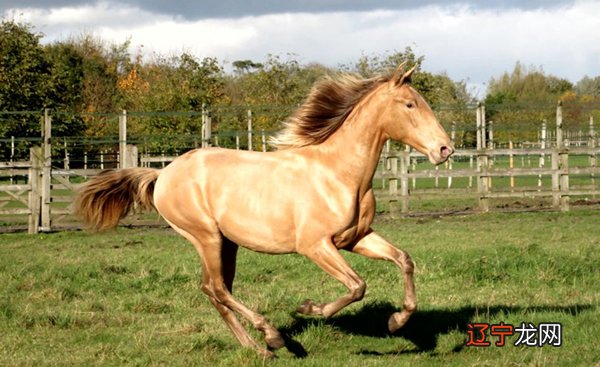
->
xmin=379 ymin=63 xmax=454 ymax=164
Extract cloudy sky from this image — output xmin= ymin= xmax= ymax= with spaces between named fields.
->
xmin=2 ymin=0 xmax=599 ymax=96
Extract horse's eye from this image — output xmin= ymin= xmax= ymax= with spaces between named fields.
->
xmin=406 ymin=102 xmax=414 ymax=109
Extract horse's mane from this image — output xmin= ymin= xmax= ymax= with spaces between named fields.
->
xmin=270 ymin=72 xmax=393 ymax=150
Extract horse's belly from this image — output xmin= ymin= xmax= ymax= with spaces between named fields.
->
xmin=217 ymin=213 xmax=297 ymax=254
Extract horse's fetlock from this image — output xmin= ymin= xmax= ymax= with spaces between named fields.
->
xmin=403 ymin=301 xmax=417 ymax=313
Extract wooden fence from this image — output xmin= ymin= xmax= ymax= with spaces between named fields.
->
xmin=376 ymin=145 xmax=599 ymax=213
xmin=0 ymin=104 xmax=598 ymax=233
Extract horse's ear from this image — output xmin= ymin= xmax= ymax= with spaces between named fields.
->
xmin=393 ymin=62 xmax=416 ymax=85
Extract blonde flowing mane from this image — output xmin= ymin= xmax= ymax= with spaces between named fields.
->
xmin=270 ymin=72 xmax=392 ymax=150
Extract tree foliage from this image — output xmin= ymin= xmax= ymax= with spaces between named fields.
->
xmin=0 ymin=21 xmax=49 ymax=137
xmin=483 ymin=62 xmax=598 ymax=143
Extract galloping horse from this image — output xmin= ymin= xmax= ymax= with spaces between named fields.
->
xmin=76 ymin=63 xmax=454 ymax=357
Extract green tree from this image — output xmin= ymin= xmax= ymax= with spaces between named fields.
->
xmin=0 ymin=20 xmax=49 ymax=137
xmin=486 ymin=62 xmax=572 ymax=108
xmin=116 ymin=52 xmax=228 ymax=151
xmin=484 ymin=62 xmax=577 ymax=143
xmin=44 ymin=42 xmax=86 ymax=136
xmin=224 ymin=55 xmax=331 ymax=134
xmin=60 ymin=34 xmax=131 ymax=137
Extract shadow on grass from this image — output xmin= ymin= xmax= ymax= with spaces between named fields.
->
xmin=279 ymin=301 xmax=593 ymax=357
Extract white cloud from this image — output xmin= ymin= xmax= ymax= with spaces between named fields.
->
xmin=5 ymin=0 xmax=600 ymax=92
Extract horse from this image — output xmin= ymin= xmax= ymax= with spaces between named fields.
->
xmin=76 ymin=62 xmax=454 ymax=357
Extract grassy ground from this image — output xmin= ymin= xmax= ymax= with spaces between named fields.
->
xmin=0 ymin=209 xmax=599 ymax=366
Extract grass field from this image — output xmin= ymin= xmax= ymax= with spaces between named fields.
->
xmin=0 ymin=209 xmax=599 ymax=366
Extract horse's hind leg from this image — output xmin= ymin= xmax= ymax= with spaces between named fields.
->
xmin=347 ymin=230 xmax=416 ymax=333
xmin=198 ymin=237 xmax=285 ymax=352
xmin=201 ymin=240 xmax=264 ymax=352
xmin=169 ymin=223 xmax=281 ymax=356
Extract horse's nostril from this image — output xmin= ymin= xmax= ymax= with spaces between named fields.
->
xmin=440 ymin=146 xmax=452 ymax=158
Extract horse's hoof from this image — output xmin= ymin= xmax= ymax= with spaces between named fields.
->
xmin=296 ymin=299 xmax=323 ymax=316
xmin=266 ymin=332 xmax=285 ymax=350
xmin=257 ymin=348 xmax=276 ymax=359
xmin=388 ymin=311 xmax=410 ymax=333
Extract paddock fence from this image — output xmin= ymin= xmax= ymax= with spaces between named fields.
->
xmin=0 ymin=103 xmax=598 ymax=233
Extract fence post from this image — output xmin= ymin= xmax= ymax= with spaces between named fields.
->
xmin=389 ymin=154 xmax=398 ymax=196
xmin=39 ymin=109 xmax=52 ymax=231
xmin=201 ymin=107 xmax=206 ymax=148
xmin=448 ymin=122 xmax=455 ymax=188
xmin=509 ymin=141 xmax=515 ymax=191
xmin=200 ymin=105 xmax=212 ymax=148
xmin=476 ymin=103 xmax=482 ymax=150
xmin=261 ymin=129 xmax=267 ymax=152
xmin=119 ymin=110 xmax=127 ymax=168
xmin=400 ymin=145 xmax=410 ymax=213
xmin=247 ymin=109 xmax=253 ymax=151
xmin=538 ymin=121 xmax=547 ymax=190
xmin=477 ymin=150 xmax=490 ymax=212
xmin=10 ymin=136 xmax=14 ymax=184
xmin=126 ymin=145 xmax=138 ymax=168
xmin=468 ymin=154 xmax=473 ymax=188
xmin=589 ymin=116 xmax=596 ymax=192
xmin=381 ymin=140 xmax=390 ymax=190
xmin=63 ymin=137 xmax=69 ymax=170
xmin=487 ymin=120 xmax=494 ymax=149
xmin=28 ymin=146 xmax=43 ymax=234
xmin=556 ymin=101 xmax=563 ymax=148
xmin=551 ymin=150 xmax=560 ymax=208
xmin=387 ymin=152 xmax=399 ymax=215
xmin=206 ymin=109 xmax=212 ymax=147
xmin=478 ymin=104 xmax=487 ymax=149
xmin=559 ymin=148 xmax=570 ymax=211
xmin=412 ymin=158 xmax=417 ymax=190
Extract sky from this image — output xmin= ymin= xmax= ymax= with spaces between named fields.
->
xmin=2 ymin=0 xmax=599 ymax=97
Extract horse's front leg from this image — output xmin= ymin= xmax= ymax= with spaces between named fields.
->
xmin=297 ymin=238 xmax=366 ymax=318
xmin=347 ymin=230 xmax=416 ymax=333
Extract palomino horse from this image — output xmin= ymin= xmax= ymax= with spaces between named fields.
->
xmin=76 ymin=63 xmax=453 ymax=357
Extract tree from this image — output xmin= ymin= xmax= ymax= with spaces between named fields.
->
xmin=0 ymin=20 xmax=49 ymax=137
xmin=486 ymin=62 xmax=573 ymax=108
xmin=340 ymin=47 xmax=424 ymax=78
xmin=57 ymin=34 xmax=131 ymax=137
xmin=576 ymin=75 xmax=600 ymax=97
xmin=484 ymin=62 xmax=577 ymax=143
xmin=232 ymin=60 xmax=263 ymax=75
xmin=44 ymin=42 xmax=86 ymax=136
xmin=223 ymin=55 xmax=331 ymax=134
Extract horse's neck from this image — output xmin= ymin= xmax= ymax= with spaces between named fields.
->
xmin=315 ymin=106 xmax=387 ymax=193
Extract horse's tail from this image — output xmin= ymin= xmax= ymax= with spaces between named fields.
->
xmin=75 ymin=168 xmax=160 ymax=231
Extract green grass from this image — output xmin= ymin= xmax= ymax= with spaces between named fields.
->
xmin=0 ymin=209 xmax=599 ymax=366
